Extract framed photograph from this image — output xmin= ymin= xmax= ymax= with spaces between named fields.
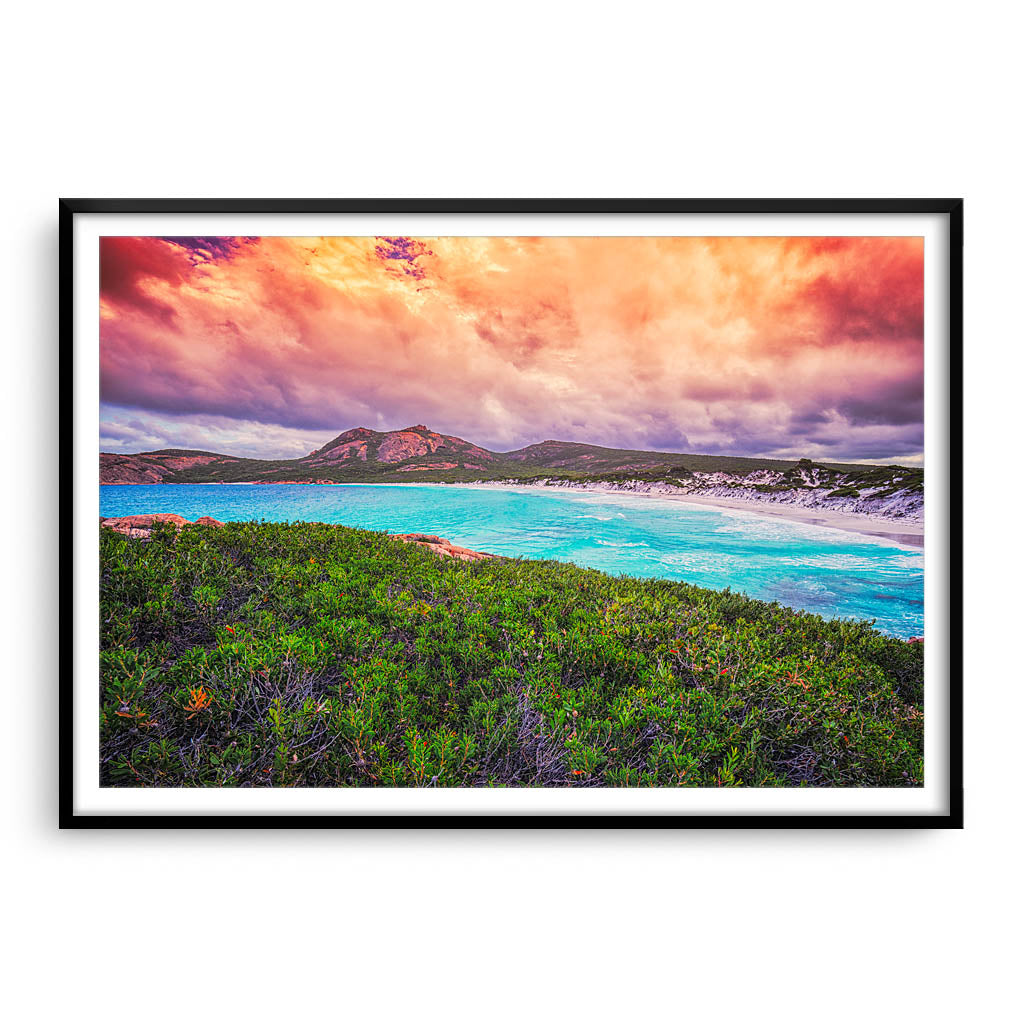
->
xmin=62 ymin=198 xmax=962 ymax=827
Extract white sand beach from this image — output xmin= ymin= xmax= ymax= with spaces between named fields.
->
xmin=650 ymin=492 xmax=923 ymax=548
xmin=452 ymin=480 xmax=924 ymax=549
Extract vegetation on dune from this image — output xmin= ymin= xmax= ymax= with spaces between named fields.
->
xmin=147 ymin=456 xmax=921 ymax=496
xmin=101 ymin=521 xmax=923 ymax=789
xmin=148 ymin=455 xmax=656 ymax=487
xmin=843 ymin=465 xmax=925 ymax=496
xmin=564 ymin=467 xmax=694 ymax=487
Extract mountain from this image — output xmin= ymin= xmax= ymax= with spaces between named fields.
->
xmin=99 ymin=424 xmax=923 ymax=523
xmin=305 ymin=425 xmax=496 ymax=470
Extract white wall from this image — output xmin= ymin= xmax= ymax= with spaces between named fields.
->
xmin=4 ymin=2 xmax=1017 ymax=1020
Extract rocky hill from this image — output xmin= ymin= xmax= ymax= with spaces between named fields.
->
xmin=99 ymin=449 xmax=244 ymax=484
xmin=305 ymin=425 xmax=496 ymax=471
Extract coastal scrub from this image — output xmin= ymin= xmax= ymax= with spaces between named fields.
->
xmin=100 ymin=520 xmax=924 ymax=788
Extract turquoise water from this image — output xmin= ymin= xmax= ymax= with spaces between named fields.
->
xmin=100 ymin=483 xmax=924 ymax=638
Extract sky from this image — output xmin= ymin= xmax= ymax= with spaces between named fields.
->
xmin=99 ymin=234 xmax=924 ymax=464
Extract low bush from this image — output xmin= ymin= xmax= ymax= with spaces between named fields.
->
xmin=100 ymin=521 xmax=924 ymax=788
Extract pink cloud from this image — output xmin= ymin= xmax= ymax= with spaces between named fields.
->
xmin=99 ymin=235 xmax=924 ymax=462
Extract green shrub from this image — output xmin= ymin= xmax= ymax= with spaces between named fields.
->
xmin=99 ymin=521 xmax=924 ymax=788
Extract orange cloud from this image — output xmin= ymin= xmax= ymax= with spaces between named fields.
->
xmin=99 ymin=234 xmax=923 ymax=461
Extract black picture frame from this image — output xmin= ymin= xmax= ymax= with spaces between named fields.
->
xmin=60 ymin=197 xmax=963 ymax=829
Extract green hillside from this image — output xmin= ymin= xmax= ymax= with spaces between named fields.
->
xmin=100 ymin=520 xmax=924 ymax=788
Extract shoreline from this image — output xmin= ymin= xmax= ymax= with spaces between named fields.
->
xmin=663 ymin=492 xmax=923 ymax=548
xmin=383 ymin=481 xmax=925 ymax=549
xmin=468 ymin=481 xmax=925 ymax=548
xmin=102 ymin=478 xmax=923 ymax=549
xmin=367 ymin=480 xmax=925 ymax=549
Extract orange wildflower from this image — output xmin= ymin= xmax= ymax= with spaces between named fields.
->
xmin=184 ymin=686 xmax=212 ymax=719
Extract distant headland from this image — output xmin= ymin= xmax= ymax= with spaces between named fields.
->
xmin=100 ymin=423 xmax=923 ymax=525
